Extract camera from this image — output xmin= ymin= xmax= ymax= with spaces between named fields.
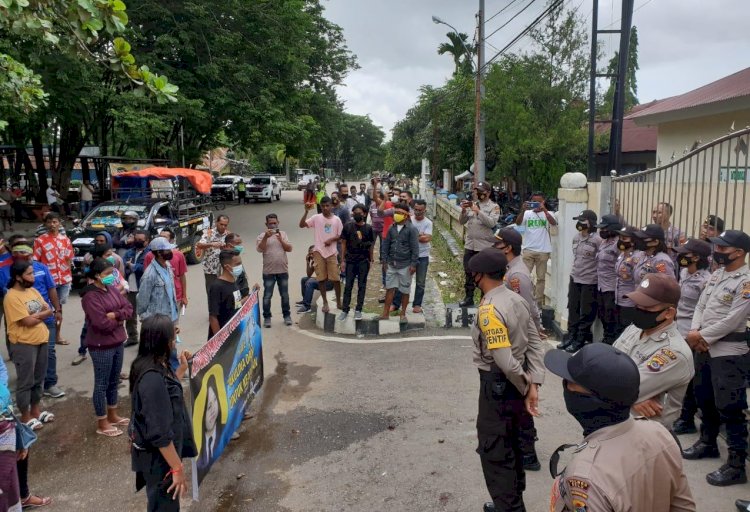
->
xmin=527 ymin=201 xmax=541 ymax=210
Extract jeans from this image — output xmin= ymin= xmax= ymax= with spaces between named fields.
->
xmin=126 ymin=291 xmax=138 ymax=342
xmin=262 ymin=273 xmax=290 ymax=318
xmin=394 ymin=256 xmax=428 ymax=309
xmin=342 ymin=260 xmax=370 ymax=313
xmin=78 ymin=320 xmax=88 ymax=356
xmin=81 ymin=200 xmax=93 ymax=216
xmin=90 ymin=344 xmax=124 ymax=417
xmin=44 ymin=322 xmax=57 ymax=389
xmin=55 ymin=284 xmax=71 ymax=305
xmin=300 ymin=277 xmax=333 ymax=307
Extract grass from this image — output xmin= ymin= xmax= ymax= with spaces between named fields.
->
xmin=428 ymin=219 xmax=467 ymax=304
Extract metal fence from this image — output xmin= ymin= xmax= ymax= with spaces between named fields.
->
xmin=611 ymin=127 xmax=750 ymax=237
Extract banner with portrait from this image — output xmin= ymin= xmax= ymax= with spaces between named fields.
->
xmin=189 ymin=291 xmax=263 ymax=498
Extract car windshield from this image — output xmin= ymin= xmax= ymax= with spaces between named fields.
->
xmin=84 ymin=204 xmax=148 ymax=227
xmin=251 ymin=177 xmax=270 ymax=185
xmin=214 ymin=177 xmax=236 ymax=185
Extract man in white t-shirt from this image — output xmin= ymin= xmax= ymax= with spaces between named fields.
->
xmin=515 ymin=192 xmax=557 ymax=307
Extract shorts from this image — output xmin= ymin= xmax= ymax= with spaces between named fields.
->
xmin=313 ymin=252 xmax=340 ymax=282
xmin=56 ymin=283 xmax=71 ymax=305
xmin=385 ymin=265 xmax=412 ymax=294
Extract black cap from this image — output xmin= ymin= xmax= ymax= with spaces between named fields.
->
xmin=545 ymin=344 xmax=640 ymax=406
xmin=494 ymin=227 xmax=522 ymax=249
xmin=573 ymin=210 xmax=597 ymax=224
xmin=618 ymin=226 xmax=638 ymax=237
xmin=709 ymin=230 xmax=750 ymax=252
xmin=596 ymin=214 xmax=623 ymax=230
xmin=675 ymin=238 xmax=712 ymax=257
xmin=703 ymin=215 xmax=725 ymax=232
xmin=475 ymin=181 xmax=491 ymax=193
xmin=634 ymin=224 xmax=665 ymax=240
xmin=467 ymin=247 xmax=508 ymax=274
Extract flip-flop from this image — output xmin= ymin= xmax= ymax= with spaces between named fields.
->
xmin=96 ymin=427 xmax=122 ymax=437
xmin=38 ymin=411 xmax=55 ymax=423
xmin=56 ymin=338 xmax=70 ymax=345
xmin=111 ymin=418 xmax=130 ymax=427
xmin=25 ymin=418 xmax=43 ymax=431
xmin=20 ymin=495 xmax=52 ymax=508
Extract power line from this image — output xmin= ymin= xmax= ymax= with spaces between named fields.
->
xmin=486 ymin=0 xmax=523 ymax=23
xmin=602 ymin=0 xmax=655 ymax=29
xmin=485 ymin=0 xmax=539 ymax=41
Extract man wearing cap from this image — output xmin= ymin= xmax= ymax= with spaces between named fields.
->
xmin=493 ymin=227 xmax=543 ymax=472
xmin=633 ymin=224 xmax=676 ymax=281
xmin=672 ymin=239 xmax=712 ymax=435
xmin=615 ymin=226 xmax=641 ymax=330
xmin=560 ymin=210 xmax=601 ymax=353
xmin=458 ymin=182 xmax=500 ymax=307
xmin=516 ymin=192 xmax=557 ymax=308
xmin=136 ymin=237 xmax=179 ymax=326
xmin=596 ymin=214 xmax=623 ymax=344
xmin=546 ymin=343 xmax=695 ymax=511
xmin=467 ymin=247 xmax=545 ymax=512
xmin=612 ymin=273 xmax=694 ymax=428
xmin=682 ymin=229 xmax=750 ymax=486
xmin=112 ymin=210 xmax=140 ymax=258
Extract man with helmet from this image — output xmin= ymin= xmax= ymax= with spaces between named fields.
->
xmin=113 ymin=210 xmax=140 ymax=258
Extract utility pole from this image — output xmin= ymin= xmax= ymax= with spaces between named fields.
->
xmin=474 ymin=0 xmax=486 ymax=186
xmin=607 ymin=0 xmax=635 ymax=176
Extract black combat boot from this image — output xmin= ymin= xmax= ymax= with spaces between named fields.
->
xmin=523 ymin=452 xmax=542 ymax=471
xmin=707 ymin=451 xmax=747 ymax=486
xmin=557 ymin=333 xmax=575 ymax=350
xmin=735 ymin=498 xmax=750 ymax=511
xmin=459 ymin=297 xmax=475 ymax=308
xmin=564 ymin=338 xmax=586 ymax=353
xmin=682 ymin=440 xmax=720 ymax=460
xmin=672 ymin=418 xmax=697 ymax=435
xmin=483 ymin=503 xmax=496 ymax=512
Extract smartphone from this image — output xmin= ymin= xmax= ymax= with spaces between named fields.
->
xmin=274 ymin=228 xmax=280 ymax=234
xmin=528 ymin=201 xmax=540 ymax=210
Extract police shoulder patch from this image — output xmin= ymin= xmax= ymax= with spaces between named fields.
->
xmin=477 ymin=304 xmax=511 ymax=350
xmin=655 ymin=262 xmax=667 ymax=273
xmin=742 ymin=281 xmax=750 ymax=299
xmin=509 ymin=277 xmax=521 ymax=293
xmin=647 ymin=353 xmax=671 ymax=372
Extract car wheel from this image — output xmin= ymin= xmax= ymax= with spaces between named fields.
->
xmin=185 ymin=233 xmax=204 ymax=265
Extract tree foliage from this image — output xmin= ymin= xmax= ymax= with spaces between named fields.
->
xmin=600 ymin=26 xmax=640 ymax=119
xmin=438 ymin=32 xmax=474 ymax=76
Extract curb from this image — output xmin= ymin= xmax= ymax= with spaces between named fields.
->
xmin=311 ymin=298 xmax=426 ymax=336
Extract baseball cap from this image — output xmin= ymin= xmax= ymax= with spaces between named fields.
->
xmin=618 ymin=226 xmax=638 ymax=237
xmin=674 ymin=238 xmax=711 ymax=257
xmin=634 ymin=224 xmax=665 ymax=240
xmin=467 ymin=247 xmax=508 ymax=274
xmin=122 ymin=210 xmax=139 ymax=219
xmin=709 ymin=230 xmax=750 ymax=252
xmin=572 ymin=210 xmax=597 ymax=224
xmin=494 ymin=227 xmax=522 ymax=249
xmin=544 ymin=343 xmax=640 ymax=406
xmin=596 ymin=214 xmax=622 ymax=230
xmin=626 ymin=273 xmax=681 ymax=307
xmin=150 ymin=237 xmax=176 ymax=251
xmin=475 ymin=181 xmax=491 ymax=193
xmin=703 ymin=215 xmax=725 ymax=232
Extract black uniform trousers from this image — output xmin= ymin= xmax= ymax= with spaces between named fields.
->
xmin=678 ymin=348 xmax=699 ymax=423
xmin=463 ymin=249 xmax=480 ymax=300
xmin=566 ymin=278 xmax=597 ymax=343
xmin=618 ymin=305 xmax=635 ymax=332
xmin=596 ymin=290 xmax=619 ymax=344
xmin=477 ymin=370 xmax=526 ymax=512
xmin=694 ymin=351 xmax=750 ymax=456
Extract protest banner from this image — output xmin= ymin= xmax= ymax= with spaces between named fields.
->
xmin=189 ymin=291 xmax=263 ymax=497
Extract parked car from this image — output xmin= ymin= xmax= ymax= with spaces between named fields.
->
xmin=211 ymin=175 xmax=243 ymax=201
xmin=296 ymin=173 xmax=321 ymax=190
xmin=247 ymin=175 xmax=281 ymax=202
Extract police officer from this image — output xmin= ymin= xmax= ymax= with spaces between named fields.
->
xmin=633 ymin=224 xmax=676 ymax=280
xmin=672 ymin=239 xmax=712 ymax=435
xmin=613 ymin=273 xmax=694 ymax=428
xmin=493 ymin=227 xmax=543 ymax=472
xmin=468 ymin=248 xmax=545 ymax=512
xmin=683 ymin=229 xmax=750 ymax=486
xmin=560 ymin=210 xmax=601 ymax=353
xmin=615 ymin=226 xmax=641 ymax=330
xmin=595 ymin=214 xmax=623 ymax=344
xmin=459 ymin=182 xmax=500 ymax=307
xmin=546 ymin=343 xmax=696 ymax=511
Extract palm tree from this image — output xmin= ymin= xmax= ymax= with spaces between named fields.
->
xmin=438 ymin=32 xmax=474 ymax=75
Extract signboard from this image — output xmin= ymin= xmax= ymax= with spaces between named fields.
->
xmin=189 ymin=291 xmax=263 ymax=497
xmin=719 ymin=166 xmax=748 ymax=183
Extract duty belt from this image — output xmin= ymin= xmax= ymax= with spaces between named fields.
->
xmin=718 ymin=330 xmax=750 ymax=343
xmin=478 ymin=366 xmax=508 ymax=382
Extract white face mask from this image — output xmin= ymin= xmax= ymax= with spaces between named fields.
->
xmin=391 ymin=195 xmax=399 ymax=202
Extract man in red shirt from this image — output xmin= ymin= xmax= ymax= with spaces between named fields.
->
xmin=144 ymin=228 xmax=188 ymax=308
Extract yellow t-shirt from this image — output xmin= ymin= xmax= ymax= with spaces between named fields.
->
xmin=3 ymin=287 xmax=49 ymax=345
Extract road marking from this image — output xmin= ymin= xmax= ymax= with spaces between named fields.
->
xmin=290 ymin=326 xmax=472 ymax=344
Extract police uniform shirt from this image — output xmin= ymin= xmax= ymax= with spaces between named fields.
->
xmin=691 ymin=264 xmax=750 ymax=358
xmin=550 ymin=418 xmax=695 ymax=512
xmin=504 ymin=256 xmax=542 ymax=331
xmin=571 ymin=232 xmax=602 ymax=285
xmin=596 ymin=238 xmax=619 ymax=293
xmin=615 ymin=250 xmax=641 ymax=307
xmin=634 ymin=251 xmax=675 ymax=283
xmin=459 ymin=199 xmax=501 ymax=251
xmin=471 ymin=285 xmax=546 ymax=393
xmin=675 ymin=267 xmax=711 ymax=338
xmin=613 ymin=323 xmax=694 ymax=428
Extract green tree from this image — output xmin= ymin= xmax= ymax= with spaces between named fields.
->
xmin=438 ymin=32 xmax=474 ymax=76
xmin=600 ymin=26 xmax=640 ymax=119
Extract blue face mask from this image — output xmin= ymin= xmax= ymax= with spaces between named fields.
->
xmin=233 ymin=245 xmax=244 ymax=254
xmin=231 ymin=264 xmax=244 ymax=278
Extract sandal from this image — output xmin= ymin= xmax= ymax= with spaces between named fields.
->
xmin=111 ymin=418 xmax=130 ymax=427
xmin=38 ymin=411 xmax=55 ymax=424
xmin=96 ymin=427 xmax=122 ymax=437
xmin=21 ymin=494 xmax=52 ymax=508
xmin=56 ymin=338 xmax=70 ymax=346
xmin=25 ymin=418 xmax=43 ymax=431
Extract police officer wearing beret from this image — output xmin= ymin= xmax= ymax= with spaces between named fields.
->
xmin=546 ymin=343 xmax=695 ymax=511
xmin=613 ymin=273 xmax=694 ymax=428
xmin=595 ymin=214 xmax=623 ymax=344
xmin=468 ymin=248 xmax=545 ymax=511
xmin=683 ymin=229 xmax=750 ymax=486
xmin=615 ymin=226 xmax=641 ymax=330
xmin=633 ymin=224 xmax=676 ymax=281
xmin=672 ymin=239 xmax=712 ymax=435
xmin=459 ymin=182 xmax=501 ymax=307
xmin=559 ymin=210 xmax=601 ymax=353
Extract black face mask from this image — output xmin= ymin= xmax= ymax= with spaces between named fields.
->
xmin=712 ymin=251 xmax=733 ymax=266
xmin=678 ymin=256 xmax=693 ymax=267
xmin=634 ymin=238 xmax=647 ymax=251
xmin=122 ymin=221 xmax=136 ymax=228
xmin=632 ymin=308 xmax=666 ymax=330
xmin=599 ymin=230 xmax=611 ymax=239
xmin=134 ymin=241 xmax=146 ymax=249
xmin=161 ymin=250 xmax=174 ymax=261
xmin=472 ymin=272 xmax=484 ymax=287
xmin=617 ymin=241 xmax=632 ymax=251
xmin=340 ymin=194 xmax=348 ymax=199
xmin=19 ymin=278 xmax=35 ymax=289
xmin=353 ymin=214 xmax=365 ymax=223
xmin=563 ymin=386 xmax=630 ymax=437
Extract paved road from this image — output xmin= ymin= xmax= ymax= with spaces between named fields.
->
xmin=12 ymin=189 xmax=748 ymax=511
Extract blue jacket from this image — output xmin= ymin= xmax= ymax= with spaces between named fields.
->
xmin=136 ymin=262 xmax=178 ymax=322
xmin=123 ymin=246 xmax=151 ymax=288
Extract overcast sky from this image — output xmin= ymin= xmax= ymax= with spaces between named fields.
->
xmin=323 ymin=0 xmax=748 ymax=137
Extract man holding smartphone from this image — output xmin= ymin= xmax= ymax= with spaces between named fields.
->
xmin=515 ymin=192 xmax=557 ymax=308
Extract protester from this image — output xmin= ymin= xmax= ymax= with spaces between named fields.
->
xmin=596 ymin=214 xmax=624 ymax=344
xmin=633 ymin=224 xmax=676 ymax=280
xmin=123 ymin=230 xmax=151 ymax=346
xmin=299 ymin=198 xmax=343 ymax=313
xmin=614 ymin=226 xmax=641 ymax=331
xmin=81 ymin=257 xmax=133 ymax=437
xmin=652 ymin=202 xmax=686 ymax=259
xmin=145 ymin=229 xmax=188 ymax=308
xmin=369 ymin=191 xmax=386 ymax=255
xmin=0 ymin=186 xmax=14 ymax=231
xmin=256 ymin=214 xmax=293 ymax=327
xmin=79 ymin=179 xmax=96 ymax=217
xmin=516 ymin=192 xmax=557 ymax=308
xmin=356 ymin=183 xmax=369 ymax=207
xmin=338 ymin=183 xmax=358 ymax=212
xmin=339 ymin=204 xmax=375 ymax=321
xmin=4 ymin=261 xmax=54 ymax=430
xmin=45 ymin=184 xmax=66 ymax=216
xmin=381 ymin=202 xmax=419 ymax=323
xmin=225 ymin=233 xmax=249 ymax=297
xmin=392 ymin=199 xmax=432 ymax=314
xmin=197 ymin=215 xmax=230 ymax=295
xmin=373 ymin=182 xmax=395 ymax=295
xmin=112 ymin=210 xmax=140 ymax=258
xmin=208 ymin=250 xmax=244 ymax=337
xmin=331 ymin=194 xmax=351 ymax=226
xmin=91 ymin=242 xmax=129 ymax=293
xmin=129 ymin=314 xmax=196 ymax=511
xmin=89 ymin=232 xmax=126 ymax=276
xmin=700 ymin=214 xmax=724 ymax=241
xmin=137 ymin=238 xmax=179 ymax=326
xmin=297 ymin=246 xmax=333 ymax=314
